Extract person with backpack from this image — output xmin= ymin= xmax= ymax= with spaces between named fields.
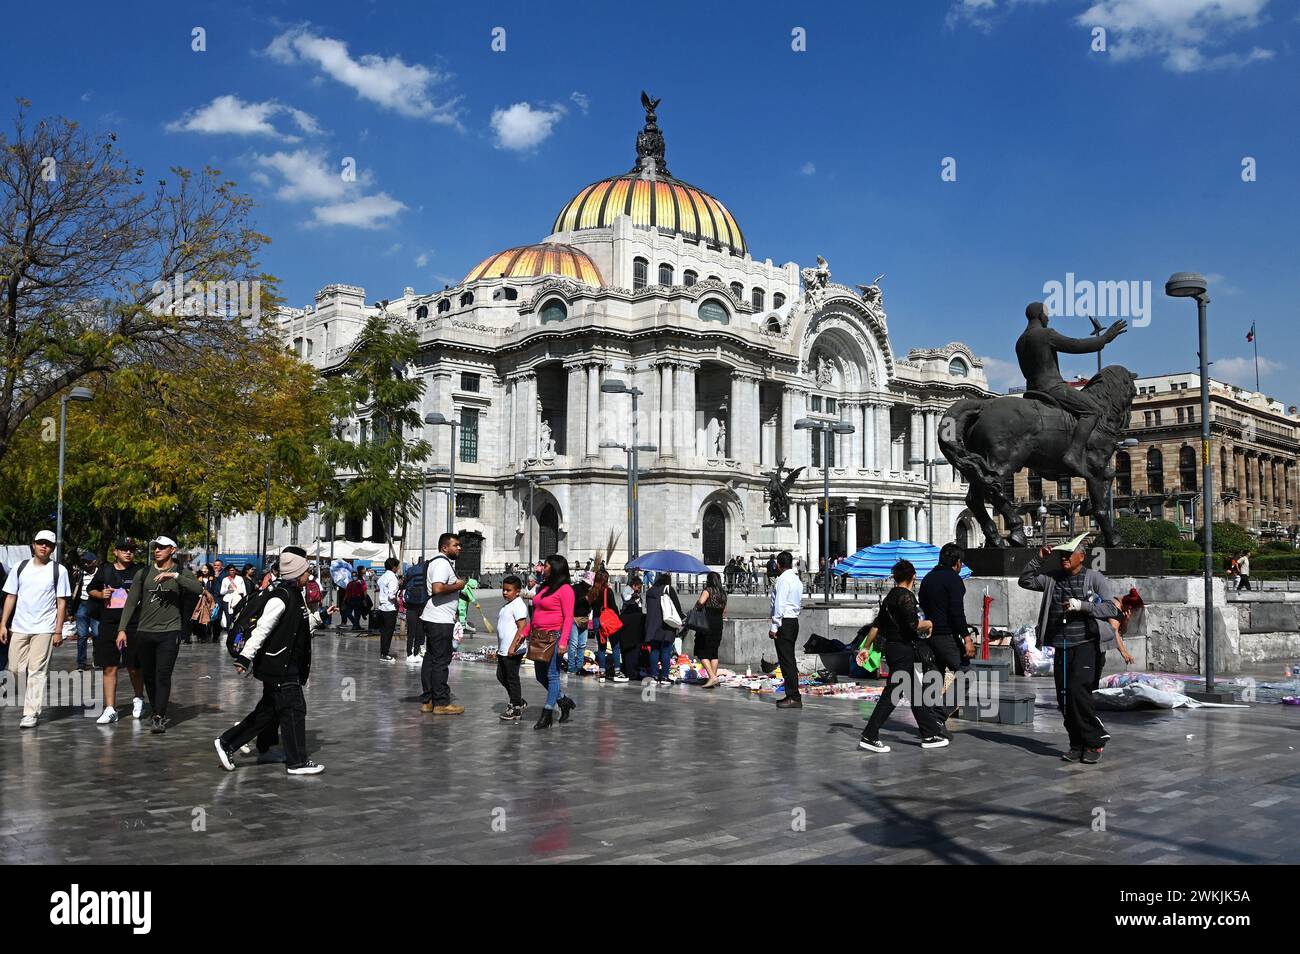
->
xmin=0 ymin=530 xmax=73 ymax=728
xmin=70 ymin=551 xmax=100 ymax=671
xmin=402 ymin=556 xmax=429 ymax=666
xmin=418 ymin=533 xmax=466 ymax=715
xmin=214 ymin=545 xmax=336 ymax=775
xmin=116 ymin=536 xmax=204 ymax=735
xmin=644 ymin=572 xmax=684 ymax=686
xmin=88 ymin=538 xmax=147 ymax=724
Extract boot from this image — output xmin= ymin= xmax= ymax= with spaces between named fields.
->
xmin=534 ymin=708 xmax=554 ymax=730
xmin=557 ymin=696 xmax=576 ymax=723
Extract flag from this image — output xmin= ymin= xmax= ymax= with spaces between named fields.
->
xmin=1247 ymin=322 xmax=1255 ymax=343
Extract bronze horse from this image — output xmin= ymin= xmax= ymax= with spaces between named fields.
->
xmin=939 ymin=366 xmax=1137 ymax=548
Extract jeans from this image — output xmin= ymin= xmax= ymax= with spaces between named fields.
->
xmin=221 ymin=679 xmax=309 ymax=768
xmin=596 ymin=633 xmax=622 ymax=674
xmin=773 ymin=618 xmax=800 ymax=700
xmin=566 ymin=624 xmax=589 ymax=672
xmin=649 ymin=640 xmax=674 ymax=681
xmin=420 ymin=622 xmax=455 ymax=705
xmin=535 ymin=648 xmax=564 ymax=709
xmin=344 ymin=599 xmax=364 ymax=629
xmin=375 ymin=609 xmax=398 ymax=656
xmin=134 ymin=630 xmax=181 ymax=718
xmin=75 ymin=604 xmax=98 ymax=667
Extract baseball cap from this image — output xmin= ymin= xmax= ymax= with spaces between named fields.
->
xmin=33 ymin=530 xmax=57 ymax=545
xmin=114 ymin=537 xmax=136 ymax=550
xmin=80 ymin=551 xmax=98 ymax=563
xmin=154 ymin=536 xmax=178 ymax=548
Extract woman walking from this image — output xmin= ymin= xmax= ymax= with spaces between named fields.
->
xmin=219 ymin=565 xmax=247 ymax=641
xmin=530 ymin=554 xmax=576 ymax=730
xmin=691 ymin=571 xmax=727 ymax=688
xmin=858 ymin=559 xmax=949 ymax=753
xmin=644 ymin=572 xmax=684 ymax=685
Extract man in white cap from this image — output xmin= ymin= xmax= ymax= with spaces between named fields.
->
xmin=117 ymin=535 xmax=203 ymax=734
xmin=0 ymin=530 xmax=72 ymax=728
xmin=214 ymin=545 xmax=335 ymax=775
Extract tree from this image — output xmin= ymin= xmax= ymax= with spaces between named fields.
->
xmin=0 ymin=102 xmax=272 ymax=464
xmin=322 ymin=315 xmax=431 ymax=556
xmin=1196 ymin=521 xmax=1253 ymax=556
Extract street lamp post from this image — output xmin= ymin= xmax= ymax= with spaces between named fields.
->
xmin=1166 ymin=271 xmax=1219 ymax=698
xmin=795 ymin=417 xmax=855 ymax=603
xmin=908 ymin=455 xmax=946 ymax=544
xmin=55 ymin=387 xmax=94 ymax=568
xmin=600 ymin=441 xmax=657 ymax=565
xmin=424 ymin=412 xmax=459 ymax=535
xmin=601 ymin=379 xmax=646 ymax=559
xmin=514 ymin=472 xmax=551 ymax=569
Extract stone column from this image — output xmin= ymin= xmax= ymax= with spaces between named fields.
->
xmin=909 ymin=409 xmax=923 ymax=473
xmin=846 ymin=505 xmax=858 ymax=553
xmin=522 ymin=372 xmax=538 ymax=459
xmin=658 ymin=363 xmax=675 ymax=459
xmin=905 ymin=502 xmax=916 ymax=540
xmin=505 ymin=378 xmax=516 ymax=461
xmin=807 ymin=499 xmax=820 ymax=569
xmin=781 ymin=386 xmax=795 ymax=464
xmin=794 ymin=497 xmax=803 ymax=543
xmin=677 ymin=363 xmax=697 ymax=460
xmin=585 ymin=363 xmax=601 ymax=458
xmin=877 ymin=501 xmax=889 ymax=542
xmin=863 ymin=403 xmax=876 ymax=469
xmin=792 ymin=388 xmax=810 ymax=467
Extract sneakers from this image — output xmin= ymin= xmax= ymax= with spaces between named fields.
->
xmin=287 ymin=761 xmax=325 ymax=775
xmin=1061 ymin=747 xmax=1084 ymax=763
xmin=858 ymin=736 xmax=890 ymax=753
xmin=500 ymin=705 xmax=522 ymax=722
xmin=432 ymin=704 xmax=465 ymax=715
xmin=920 ymin=736 xmax=950 ymax=749
xmin=380 ymin=654 xmax=397 ymax=664
xmin=405 ymin=654 xmax=422 ymax=666
xmin=1081 ymin=747 xmax=1104 ymax=764
xmin=18 ymin=715 xmax=37 ymax=729
xmin=257 ymin=749 xmax=288 ymax=764
xmin=214 ymin=739 xmax=236 ymax=772
xmin=420 ymin=702 xmax=435 ymax=713
xmin=612 ymin=673 xmax=630 ymax=683
xmin=96 ymin=707 xmax=118 ymax=725
xmin=132 ymin=697 xmax=144 ymax=719
xmin=240 ymin=744 xmax=253 ymax=755
xmin=150 ymin=715 xmax=169 ymax=735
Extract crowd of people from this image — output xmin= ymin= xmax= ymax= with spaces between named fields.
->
xmin=0 ymin=524 xmax=1138 ymax=776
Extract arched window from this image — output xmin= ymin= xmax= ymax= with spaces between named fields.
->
xmin=683 ymin=270 xmax=698 ymax=287
xmin=707 ymin=275 xmax=721 ymax=283
xmin=658 ymin=263 xmax=674 ymax=286
xmin=1028 ymin=471 xmax=1043 ymax=501
xmin=949 ymin=357 xmax=969 ymax=378
xmin=764 ymin=315 xmax=781 ymax=333
xmin=1179 ymin=445 xmax=1197 ymax=492
xmin=540 ymin=299 xmax=567 ymax=323
xmin=773 ymin=292 xmax=786 ymax=308
xmin=633 ymin=257 xmax=648 ymax=290
xmin=459 ymin=292 xmax=474 ymax=307
xmin=729 ymin=281 xmax=743 ymax=300
xmin=698 ymin=299 xmax=729 ymax=324
xmin=492 ymin=286 xmax=518 ymax=301
xmin=1147 ymin=447 xmax=1164 ymax=494
xmin=1115 ymin=451 xmax=1131 ymax=496
xmin=437 ymin=299 xmax=451 ymax=314
xmin=416 ymin=305 xmax=428 ymax=320
xmin=751 ymin=287 xmax=765 ymax=309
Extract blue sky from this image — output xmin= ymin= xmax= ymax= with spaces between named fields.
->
xmin=4 ymin=0 xmax=1298 ymax=401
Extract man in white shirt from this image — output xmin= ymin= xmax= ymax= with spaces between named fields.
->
xmin=375 ymin=557 xmax=400 ymax=662
xmin=418 ymin=533 xmax=465 ymax=715
xmin=768 ymin=549 xmax=804 ymax=710
xmin=0 ymin=530 xmax=73 ymax=727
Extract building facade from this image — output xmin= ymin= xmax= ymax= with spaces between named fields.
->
xmin=224 ymin=97 xmax=991 ymax=572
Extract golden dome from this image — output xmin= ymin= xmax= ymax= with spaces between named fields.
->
xmin=462 ymin=242 xmax=602 ymax=286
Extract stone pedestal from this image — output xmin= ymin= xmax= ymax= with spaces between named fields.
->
xmin=964 ymin=547 xmax=1167 ymax=578
xmin=752 ymin=523 xmax=800 ymax=560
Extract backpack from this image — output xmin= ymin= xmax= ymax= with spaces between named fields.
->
xmin=404 ymin=558 xmax=429 ymax=605
xmin=660 ymin=586 xmax=683 ymax=631
xmin=305 ymin=579 xmax=322 ymax=604
xmin=767 ymin=557 xmax=778 ymax=576
xmin=225 ymin=585 xmax=282 ymax=660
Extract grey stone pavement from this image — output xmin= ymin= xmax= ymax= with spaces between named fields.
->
xmin=1 ymin=625 xmax=1297 ymax=865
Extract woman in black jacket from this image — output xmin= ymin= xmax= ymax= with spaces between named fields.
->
xmin=644 ymin=573 xmax=683 ymax=685
xmin=690 ymin=571 xmax=727 ymax=688
xmin=618 ymin=573 xmax=646 ymax=680
xmin=858 ymin=560 xmax=949 ymax=754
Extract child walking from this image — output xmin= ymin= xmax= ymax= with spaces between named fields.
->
xmin=496 ymin=575 xmax=529 ymax=722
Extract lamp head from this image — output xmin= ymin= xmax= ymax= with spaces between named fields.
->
xmin=600 ymin=378 xmax=627 ymax=394
xmin=1165 ymin=272 xmax=1208 ymax=299
xmin=793 ymin=418 xmax=817 ymax=431
xmin=67 ymin=387 xmax=94 ymax=402
xmin=423 ymin=412 xmax=449 ymax=426
xmin=831 ymin=422 xmax=855 ymax=435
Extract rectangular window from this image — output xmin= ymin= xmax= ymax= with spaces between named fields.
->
xmin=1187 ymin=407 xmax=1195 ymax=423
xmin=460 ymin=372 xmax=480 ymax=392
xmin=459 ymin=408 xmax=478 ymax=463
xmin=455 ymin=493 xmax=481 ymax=518
xmin=1177 ymin=407 xmax=1184 ymax=423
xmin=1058 ymin=479 xmax=1072 ymax=499
xmin=1154 ymin=410 xmax=1162 ymax=425
xmin=826 ymin=398 xmax=837 ymax=414
xmin=810 ymin=396 xmax=823 ymax=412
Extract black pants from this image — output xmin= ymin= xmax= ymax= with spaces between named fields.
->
xmin=863 ymin=641 xmax=946 ymax=740
xmin=621 ymin=642 xmax=641 ymax=680
xmin=375 ymin=609 xmax=398 ymax=656
xmin=221 ymin=680 xmax=308 ymax=768
xmin=405 ymin=603 xmax=426 ymax=656
xmin=420 ymin=622 xmax=455 ymax=705
xmin=496 ymin=654 xmax=525 ymax=707
xmin=1053 ymin=641 xmax=1108 ymax=750
xmin=135 ymin=630 xmax=181 ymax=718
xmin=1237 ymin=575 xmax=1251 ymax=591
xmin=774 ymin=618 xmax=800 ymax=700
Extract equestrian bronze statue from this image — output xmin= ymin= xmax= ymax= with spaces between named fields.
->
xmin=939 ymin=302 xmax=1136 ymax=548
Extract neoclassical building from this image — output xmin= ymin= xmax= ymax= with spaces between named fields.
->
xmin=231 ymin=97 xmax=992 ymax=574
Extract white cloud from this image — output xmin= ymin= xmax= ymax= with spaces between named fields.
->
xmin=946 ymin=0 xmax=1000 ymax=31
xmin=981 ymin=356 xmax=1023 ymax=391
xmin=309 ymin=193 xmax=407 ymax=230
xmin=570 ymin=91 xmax=590 ymax=114
xmin=1076 ymin=0 xmax=1273 ymax=72
xmin=267 ymin=26 xmax=461 ymax=124
xmin=491 ymin=102 xmax=565 ymax=151
xmin=251 ymin=149 xmax=404 ymax=229
xmin=167 ymin=94 xmax=320 ymax=140
xmin=1205 ymin=273 xmax=1241 ymax=295
xmin=1213 ymin=355 xmax=1281 ymax=386
xmin=415 ymin=250 xmax=433 ymax=268
xmin=800 ymin=161 xmax=816 ymax=176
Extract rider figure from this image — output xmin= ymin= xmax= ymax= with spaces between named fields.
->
xmin=1016 ymin=302 xmax=1127 ymax=475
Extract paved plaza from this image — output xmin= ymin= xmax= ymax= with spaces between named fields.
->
xmin=2 ymin=628 xmax=1297 ymax=866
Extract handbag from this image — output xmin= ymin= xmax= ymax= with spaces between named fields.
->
xmin=596 ymin=589 xmax=623 ymax=640
xmin=684 ymin=607 xmax=709 ymax=632
xmin=526 ymin=627 xmax=560 ymax=663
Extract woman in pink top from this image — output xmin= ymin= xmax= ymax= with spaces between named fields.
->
xmin=531 ymin=554 xmax=576 ymax=729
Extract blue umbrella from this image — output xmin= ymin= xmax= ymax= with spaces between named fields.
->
xmin=832 ymin=539 xmax=972 ymax=580
xmin=626 ymin=550 xmax=711 ymax=575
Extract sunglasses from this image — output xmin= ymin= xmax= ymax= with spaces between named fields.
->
xmin=33 ymin=540 xmax=53 ymax=547
xmin=153 ymin=543 xmax=173 ymax=550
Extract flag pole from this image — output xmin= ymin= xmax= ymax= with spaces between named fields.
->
xmin=1254 ymin=325 xmax=1259 ymax=392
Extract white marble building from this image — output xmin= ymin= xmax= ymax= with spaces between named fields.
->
xmin=224 ymin=97 xmax=993 ymax=574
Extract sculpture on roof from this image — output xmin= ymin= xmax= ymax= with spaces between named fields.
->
xmin=635 ymin=91 xmax=670 ymax=175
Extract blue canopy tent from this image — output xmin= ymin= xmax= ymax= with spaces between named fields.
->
xmin=831 ymin=539 xmax=972 ymax=580
xmin=625 ymin=550 xmax=711 ymax=575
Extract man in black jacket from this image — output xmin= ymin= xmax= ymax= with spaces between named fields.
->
xmin=213 ymin=546 xmax=335 ymax=775
xmin=918 ymin=542 xmax=970 ymax=719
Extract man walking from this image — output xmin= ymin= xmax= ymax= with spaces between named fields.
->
xmin=88 ymin=539 xmax=146 ymax=724
xmin=1236 ymin=551 xmax=1252 ymax=591
xmin=71 ymin=552 xmax=100 ymax=671
xmin=918 ymin=542 xmax=970 ymax=719
xmin=0 ymin=530 xmax=72 ymax=728
xmin=769 ymin=550 xmax=803 ymax=709
xmin=375 ymin=557 xmax=400 ymax=663
xmin=419 ymin=533 xmax=465 ymax=715
xmin=1019 ymin=539 xmax=1121 ymax=764
xmin=402 ymin=555 xmax=429 ymax=666
xmin=117 ymin=536 xmax=204 ymax=734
